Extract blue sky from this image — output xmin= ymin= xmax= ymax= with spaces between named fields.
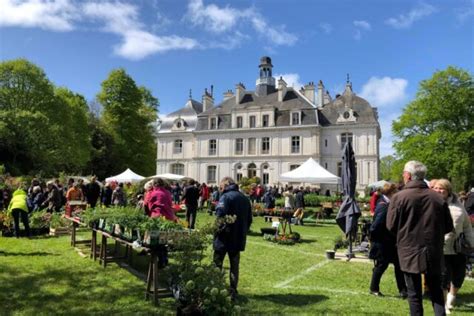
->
xmin=1 ymin=0 xmax=473 ymax=157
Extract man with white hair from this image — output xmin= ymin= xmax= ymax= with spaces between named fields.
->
xmin=387 ymin=161 xmax=453 ymax=316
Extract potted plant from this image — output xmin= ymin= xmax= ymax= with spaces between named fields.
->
xmin=49 ymin=213 xmax=70 ymax=236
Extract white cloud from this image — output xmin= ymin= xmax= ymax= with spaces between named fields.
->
xmin=353 ymin=20 xmax=371 ymax=40
xmin=185 ymin=0 xmax=297 ymax=46
xmin=208 ymin=31 xmax=249 ymax=50
xmin=455 ymin=0 xmax=474 ymax=23
xmin=353 ymin=20 xmax=371 ymax=30
xmin=359 ymin=76 xmax=408 ymax=107
xmin=83 ymin=2 xmax=198 ymax=60
xmin=275 ymin=73 xmax=303 ymax=90
xmin=385 ymin=3 xmax=437 ymax=29
xmin=0 ymin=0 xmax=78 ymax=31
xmin=186 ymin=0 xmax=241 ymax=33
xmin=319 ymin=22 xmax=332 ymax=34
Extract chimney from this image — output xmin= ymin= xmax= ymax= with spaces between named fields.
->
xmin=318 ymin=80 xmax=325 ymax=107
xmin=223 ymin=89 xmax=234 ymax=101
xmin=324 ymin=90 xmax=332 ymax=105
xmin=303 ymin=81 xmax=315 ymax=104
xmin=277 ymin=76 xmax=287 ymax=102
xmin=235 ymin=82 xmax=245 ymax=105
xmin=202 ymin=88 xmax=214 ymax=112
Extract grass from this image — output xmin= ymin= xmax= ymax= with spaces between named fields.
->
xmin=1 ymin=211 xmax=473 ymax=315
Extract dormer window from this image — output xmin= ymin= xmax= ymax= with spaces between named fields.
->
xmin=209 ymin=117 xmax=217 ymax=130
xmin=172 ymin=118 xmax=186 ymax=131
xmin=291 ymin=112 xmax=301 ymax=125
xmin=262 ymin=114 xmax=269 ymax=127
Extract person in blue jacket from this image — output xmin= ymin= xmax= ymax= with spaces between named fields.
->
xmin=213 ymin=177 xmax=252 ymax=300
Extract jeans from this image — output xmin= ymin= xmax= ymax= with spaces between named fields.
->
xmin=213 ymin=250 xmax=240 ymax=293
xmin=404 ymin=272 xmax=445 ymax=316
xmin=12 ymin=209 xmax=30 ymax=238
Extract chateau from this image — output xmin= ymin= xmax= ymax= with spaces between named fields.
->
xmin=156 ymin=57 xmax=380 ymax=192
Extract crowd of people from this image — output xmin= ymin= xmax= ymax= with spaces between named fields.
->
xmin=369 ymin=161 xmax=474 ymax=315
xmin=2 ymin=163 xmax=474 ymax=310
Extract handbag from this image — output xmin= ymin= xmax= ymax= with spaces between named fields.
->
xmin=453 ymin=232 xmax=474 ymax=256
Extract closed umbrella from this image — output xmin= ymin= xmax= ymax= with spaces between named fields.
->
xmin=336 ymin=142 xmax=361 ymax=260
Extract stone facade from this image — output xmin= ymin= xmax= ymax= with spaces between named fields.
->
xmin=156 ymin=57 xmax=380 ymax=192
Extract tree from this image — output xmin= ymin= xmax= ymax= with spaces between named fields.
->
xmin=97 ymin=69 xmax=158 ymax=176
xmin=379 ymin=155 xmax=396 ymax=181
xmin=0 ymin=59 xmax=60 ymax=175
xmin=84 ymin=114 xmax=116 ymax=179
xmin=0 ymin=59 xmax=92 ymax=176
xmin=392 ymin=66 xmax=474 ymax=190
xmin=54 ymin=87 xmax=91 ymax=172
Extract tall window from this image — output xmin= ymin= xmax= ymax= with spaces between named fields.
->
xmin=173 ymin=139 xmax=183 ymax=154
xmin=249 ymin=115 xmax=256 ymax=128
xmin=248 ymin=138 xmax=256 ymax=155
xmin=291 ymin=112 xmax=300 ymax=125
xmin=261 ymin=137 xmax=270 ymax=154
xmin=209 ymin=139 xmax=217 ymax=156
xmin=210 ymin=117 xmax=217 ymax=130
xmin=325 ymin=163 xmax=328 ymax=169
xmin=235 ymin=138 xmax=243 ymax=155
xmin=262 ymin=164 xmax=269 ymax=185
xmin=262 ymin=114 xmax=269 ymax=127
xmin=235 ymin=164 xmax=243 ymax=182
xmin=291 ymin=136 xmax=300 ymax=153
xmin=325 ymin=139 xmax=328 ymax=147
xmin=236 ymin=116 xmax=243 ymax=128
xmin=248 ymin=163 xmax=257 ymax=178
xmin=207 ymin=166 xmax=217 ymax=183
xmin=171 ymin=163 xmax=184 ymax=175
xmin=337 ymin=162 xmax=342 ymax=177
xmin=341 ymin=132 xmax=353 ymax=149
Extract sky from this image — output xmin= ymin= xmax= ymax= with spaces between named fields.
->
xmin=1 ymin=0 xmax=473 ymax=157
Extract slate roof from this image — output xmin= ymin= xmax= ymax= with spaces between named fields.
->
xmin=159 ymin=98 xmax=202 ymax=133
xmin=196 ymin=87 xmax=318 ymax=130
xmin=318 ymin=84 xmax=379 ymax=126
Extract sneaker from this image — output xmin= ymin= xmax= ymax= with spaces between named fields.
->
xmin=370 ymin=291 xmax=384 ymax=297
xmin=446 ymin=293 xmax=455 ymax=310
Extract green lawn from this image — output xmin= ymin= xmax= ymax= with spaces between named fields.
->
xmin=1 ymin=212 xmax=473 ymax=315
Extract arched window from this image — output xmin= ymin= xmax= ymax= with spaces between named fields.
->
xmin=171 ymin=163 xmax=184 ymax=175
xmin=261 ymin=163 xmax=270 ymax=185
xmin=248 ymin=163 xmax=257 ymax=179
xmin=235 ymin=163 xmax=243 ymax=182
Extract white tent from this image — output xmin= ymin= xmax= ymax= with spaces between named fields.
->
xmin=105 ymin=168 xmax=145 ymax=183
xmin=150 ymin=173 xmax=189 ymax=181
xmin=279 ymin=158 xmax=341 ymax=184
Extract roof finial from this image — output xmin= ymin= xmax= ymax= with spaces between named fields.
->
xmin=189 ymin=89 xmax=192 ymax=99
xmin=346 ymin=73 xmax=350 ymax=84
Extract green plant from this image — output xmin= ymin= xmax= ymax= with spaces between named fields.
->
xmin=29 ymin=211 xmax=51 ymax=229
xmin=49 ymin=213 xmax=69 ymax=229
xmin=166 ymin=227 xmax=239 ymax=315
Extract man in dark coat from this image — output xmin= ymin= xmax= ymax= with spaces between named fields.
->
xmin=387 ymin=161 xmax=453 ymax=316
xmin=295 ymin=186 xmax=305 ymax=210
xmin=86 ymin=176 xmax=101 ymax=208
xmin=182 ymin=179 xmax=200 ymax=229
xmin=213 ymin=177 xmax=252 ymax=299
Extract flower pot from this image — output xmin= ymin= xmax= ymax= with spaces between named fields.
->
xmin=326 ymin=250 xmax=335 ymax=260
